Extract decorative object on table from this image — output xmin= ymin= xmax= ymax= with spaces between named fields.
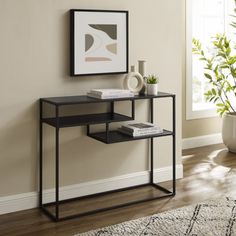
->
xmin=118 ymin=121 xmax=163 ymax=137
xmin=192 ymin=1 xmax=236 ymax=152
xmin=138 ymin=60 xmax=146 ymax=77
xmin=123 ymin=71 xmax=144 ymax=95
xmin=70 ymin=9 xmax=128 ymax=76
xmin=130 ymin=65 xmax=135 ymax=72
xmin=75 ymin=197 xmax=236 ymax=236
xmin=146 ymin=74 xmax=159 ymax=95
xmin=138 ymin=60 xmax=147 ymax=95
xmin=87 ymin=89 xmax=134 ymax=99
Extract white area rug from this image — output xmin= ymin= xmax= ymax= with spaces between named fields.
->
xmin=76 ymin=197 xmax=236 ymax=236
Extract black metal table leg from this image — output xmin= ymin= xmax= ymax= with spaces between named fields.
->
xmin=106 ymin=123 xmax=109 ymax=143
xmin=39 ymin=99 xmax=43 ymax=207
xmin=87 ymin=125 xmax=90 ymax=135
xmin=150 ymin=98 xmax=154 ymax=184
xmin=55 ymin=105 xmax=60 ymax=220
xmin=110 ymin=101 xmax=114 ymax=113
xmin=132 ymin=100 xmax=135 ymax=120
xmin=172 ymin=95 xmax=176 ymax=195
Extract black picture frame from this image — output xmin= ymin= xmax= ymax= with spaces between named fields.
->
xmin=70 ymin=9 xmax=129 ymax=76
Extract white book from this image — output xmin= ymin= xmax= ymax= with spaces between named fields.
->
xmin=90 ymin=89 xmax=132 ymax=96
xmin=121 ymin=122 xmax=160 ymax=133
xmin=87 ymin=92 xmax=134 ymax=99
xmin=118 ymin=128 xmax=163 ymax=137
xmin=121 ymin=126 xmax=161 ymax=134
xmin=128 ymin=128 xmax=163 ymax=135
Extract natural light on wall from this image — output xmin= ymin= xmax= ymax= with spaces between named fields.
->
xmin=186 ymin=0 xmax=234 ymax=119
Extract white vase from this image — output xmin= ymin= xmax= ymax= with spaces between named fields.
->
xmin=138 ymin=60 xmax=146 ymax=95
xmin=147 ymin=84 xmax=158 ymax=95
xmin=222 ymin=113 xmax=236 ymax=153
xmin=138 ymin=60 xmax=146 ymax=76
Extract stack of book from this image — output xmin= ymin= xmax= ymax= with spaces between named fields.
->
xmin=118 ymin=122 xmax=163 ymax=137
xmin=87 ymin=89 xmax=134 ymax=99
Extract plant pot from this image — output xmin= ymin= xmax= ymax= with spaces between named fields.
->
xmin=222 ymin=112 xmax=236 ymax=153
xmin=147 ymin=84 xmax=158 ymax=95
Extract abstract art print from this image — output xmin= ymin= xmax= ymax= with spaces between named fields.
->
xmin=70 ymin=9 xmax=128 ymax=76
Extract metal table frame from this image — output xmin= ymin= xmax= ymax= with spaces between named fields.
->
xmin=39 ymin=93 xmax=176 ymax=221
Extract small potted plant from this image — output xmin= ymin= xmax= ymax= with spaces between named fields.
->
xmin=146 ymin=74 xmax=159 ymax=95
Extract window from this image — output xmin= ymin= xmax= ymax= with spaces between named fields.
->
xmin=186 ymin=0 xmax=235 ymax=119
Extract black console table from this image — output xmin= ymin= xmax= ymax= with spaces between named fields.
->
xmin=39 ymin=92 xmax=176 ymax=221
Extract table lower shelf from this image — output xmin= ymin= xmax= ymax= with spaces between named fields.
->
xmin=88 ymin=129 xmax=174 ymax=144
xmin=41 ymin=183 xmax=174 ymax=221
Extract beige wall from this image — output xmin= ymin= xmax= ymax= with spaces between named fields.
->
xmin=182 ymin=69 xmax=222 ymax=138
xmin=0 ymin=0 xmax=183 ymax=197
xmin=182 ymin=0 xmax=222 ymax=139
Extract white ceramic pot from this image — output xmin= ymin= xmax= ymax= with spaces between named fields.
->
xmin=147 ymin=84 xmax=158 ymax=95
xmin=222 ymin=113 xmax=236 ymax=153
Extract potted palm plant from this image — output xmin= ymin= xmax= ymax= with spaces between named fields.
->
xmin=192 ymin=4 xmax=236 ymax=152
xmin=146 ymin=74 xmax=159 ymax=95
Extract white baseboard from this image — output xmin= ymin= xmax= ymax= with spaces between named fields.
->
xmin=182 ymin=133 xmax=222 ymax=150
xmin=0 ymin=192 xmax=37 ymax=216
xmin=0 ymin=164 xmax=183 ymax=215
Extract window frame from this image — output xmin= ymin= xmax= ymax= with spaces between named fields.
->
xmin=185 ymin=0 xmax=229 ymax=120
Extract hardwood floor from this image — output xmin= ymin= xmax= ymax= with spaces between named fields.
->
xmin=1 ymin=143 xmax=236 ymax=236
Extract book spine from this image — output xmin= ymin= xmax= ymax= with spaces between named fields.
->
xmin=118 ymin=129 xmax=134 ymax=136
xmin=118 ymin=129 xmax=163 ymax=137
xmin=120 ymin=126 xmax=137 ymax=132
xmin=90 ymin=90 xmax=103 ymax=95
xmin=119 ymin=127 xmax=163 ymax=134
xmin=121 ymin=126 xmax=160 ymax=132
xmin=90 ymin=90 xmax=132 ymax=96
xmin=87 ymin=93 xmax=101 ymax=98
xmin=102 ymin=94 xmax=133 ymax=98
xmin=88 ymin=93 xmax=134 ymax=99
xmin=133 ymin=129 xmax=163 ymax=135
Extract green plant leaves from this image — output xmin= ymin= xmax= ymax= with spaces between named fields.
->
xmin=146 ymin=74 xmax=159 ymax=84
xmin=192 ymin=7 xmax=236 ymax=116
xmin=204 ymin=73 xmax=212 ymax=80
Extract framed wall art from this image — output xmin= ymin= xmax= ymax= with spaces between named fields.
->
xmin=70 ymin=9 xmax=129 ymax=76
